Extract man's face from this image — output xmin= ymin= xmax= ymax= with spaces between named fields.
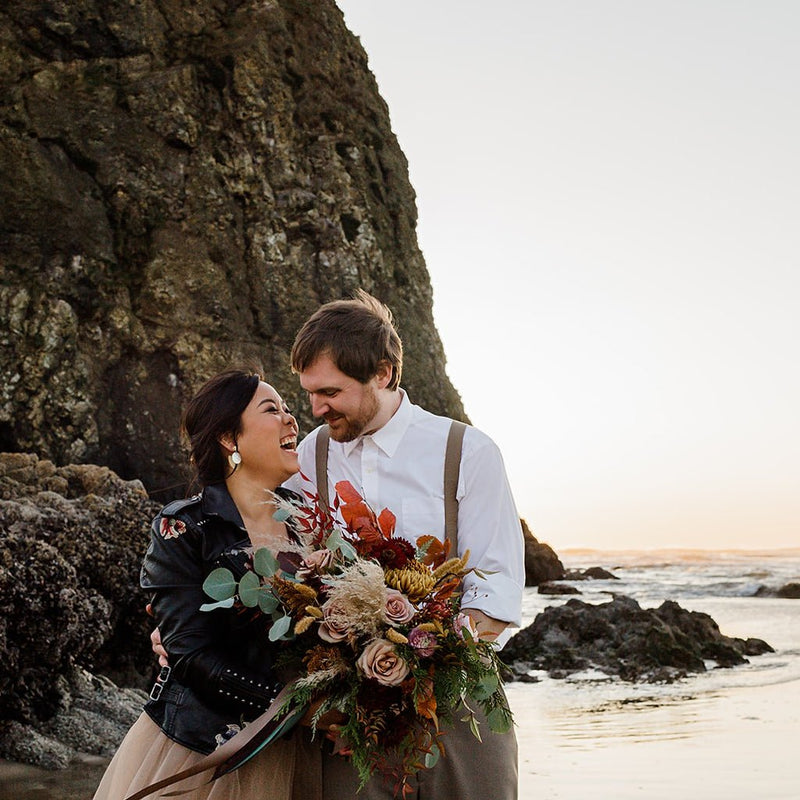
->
xmin=298 ymin=353 xmax=381 ymax=442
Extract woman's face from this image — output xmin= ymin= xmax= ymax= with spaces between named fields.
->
xmin=231 ymin=382 xmax=299 ymax=487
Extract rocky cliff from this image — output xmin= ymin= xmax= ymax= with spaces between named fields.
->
xmin=0 ymin=0 xmax=465 ymax=498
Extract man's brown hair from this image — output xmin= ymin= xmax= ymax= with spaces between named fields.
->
xmin=290 ymin=289 xmax=403 ymax=389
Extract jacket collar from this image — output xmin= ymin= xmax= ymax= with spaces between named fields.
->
xmin=200 ymin=482 xmax=246 ymax=530
xmin=199 ymin=483 xmax=301 ymax=532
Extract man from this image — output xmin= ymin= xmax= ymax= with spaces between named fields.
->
xmin=287 ymin=290 xmax=523 ymax=800
xmin=151 ymin=290 xmax=523 ymax=797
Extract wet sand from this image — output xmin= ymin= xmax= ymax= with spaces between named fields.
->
xmin=2 ymin=675 xmax=798 ymax=800
xmin=511 ymin=674 xmax=800 ymax=800
xmin=0 ymin=754 xmax=108 ymax=800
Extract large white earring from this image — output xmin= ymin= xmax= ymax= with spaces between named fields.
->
xmin=228 ymin=446 xmax=242 ymax=471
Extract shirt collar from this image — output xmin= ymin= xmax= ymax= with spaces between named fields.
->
xmin=341 ymin=389 xmax=413 ymax=458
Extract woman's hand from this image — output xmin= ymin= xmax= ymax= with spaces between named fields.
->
xmin=146 ymin=604 xmax=169 ymax=668
xmin=300 ymin=701 xmax=352 ymax=755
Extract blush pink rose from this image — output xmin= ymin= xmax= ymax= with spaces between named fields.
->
xmin=297 ymin=548 xmax=334 ymax=579
xmin=318 ymin=599 xmax=350 ymax=643
xmin=384 ymin=588 xmax=415 ymax=625
xmin=357 ymin=638 xmax=410 ymax=686
xmin=407 ymin=626 xmax=438 ymax=658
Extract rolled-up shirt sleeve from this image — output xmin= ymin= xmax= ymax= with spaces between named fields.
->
xmin=456 ymin=434 xmax=525 ymax=628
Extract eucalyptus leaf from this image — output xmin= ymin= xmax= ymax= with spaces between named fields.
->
xmin=253 ymin=547 xmax=279 ymax=577
xmin=202 ymin=567 xmax=237 ymax=601
xmin=487 ymin=706 xmax=513 ymax=734
xmin=272 ymin=507 xmax=292 ymax=523
xmin=337 ymin=539 xmax=357 ymax=561
xmin=324 ymin=529 xmax=342 ymax=550
xmin=239 ymin=570 xmax=261 ymax=607
xmin=269 ymin=614 xmax=293 ymax=641
xmin=423 ymin=749 xmax=440 ymax=769
xmin=258 ymin=591 xmax=280 ymax=614
xmin=325 ymin=530 xmax=356 ymax=560
xmin=199 ymin=597 xmax=235 ymax=612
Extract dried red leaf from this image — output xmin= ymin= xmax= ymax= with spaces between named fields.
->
xmin=377 ymin=508 xmax=396 ymax=538
xmin=417 ymin=535 xmax=451 ymax=568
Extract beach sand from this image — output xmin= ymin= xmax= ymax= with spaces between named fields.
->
xmin=2 ymin=674 xmax=798 ymax=800
xmin=511 ymin=673 xmax=800 ymax=800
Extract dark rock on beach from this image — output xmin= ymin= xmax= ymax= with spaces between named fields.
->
xmin=563 ymin=566 xmax=619 ymax=581
xmin=522 ymin=519 xmax=565 ymax=586
xmin=504 ymin=595 xmax=774 ymax=683
xmin=755 ymin=582 xmax=800 ymax=599
xmin=0 ymin=453 xmax=156 ymax=765
xmin=538 ymin=582 xmax=581 ymax=595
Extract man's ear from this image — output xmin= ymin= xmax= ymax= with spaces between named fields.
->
xmin=374 ymin=360 xmax=394 ymax=390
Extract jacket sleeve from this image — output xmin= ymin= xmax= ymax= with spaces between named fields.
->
xmin=141 ymin=511 xmax=283 ymax=717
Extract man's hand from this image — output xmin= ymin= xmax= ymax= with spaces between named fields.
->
xmin=146 ymin=604 xmax=169 ymax=668
xmin=464 ymin=608 xmax=507 ymax=642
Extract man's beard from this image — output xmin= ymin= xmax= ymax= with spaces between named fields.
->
xmin=326 ymin=384 xmax=380 ymax=443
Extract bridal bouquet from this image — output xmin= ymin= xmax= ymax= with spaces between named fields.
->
xmin=201 ymin=479 xmax=513 ymax=793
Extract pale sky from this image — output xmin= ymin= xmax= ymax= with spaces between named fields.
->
xmin=336 ymin=1 xmax=800 ymax=552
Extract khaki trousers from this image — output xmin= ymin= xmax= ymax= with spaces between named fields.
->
xmin=321 ymin=703 xmax=518 ymax=800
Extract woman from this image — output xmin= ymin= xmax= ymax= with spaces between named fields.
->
xmin=93 ymin=368 xmax=321 ymax=800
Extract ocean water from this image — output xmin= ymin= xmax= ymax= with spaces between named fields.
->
xmin=511 ymin=548 xmax=800 ymax=800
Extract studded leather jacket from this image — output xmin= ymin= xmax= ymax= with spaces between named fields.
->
xmin=141 ymin=483 xmax=296 ymax=754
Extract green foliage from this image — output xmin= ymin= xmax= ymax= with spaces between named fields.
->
xmin=253 ymin=547 xmax=279 ymax=576
xmin=238 ymin=570 xmax=262 ymax=607
xmin=202 ymin=567 xmax=237 ymax=601
xmin=199 ymin=597 xmax=235 ymax=612
xmin=268 ymin=613 xmax=292 ymax=641
xmin=324 ymin=528 xmax=357 ymax=561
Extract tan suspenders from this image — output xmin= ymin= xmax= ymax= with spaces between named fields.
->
xmin=314 ymin=424 xmax=331 ymax=511
xmin=313 ymin=419 xmax=467 ymax=551
xmin=443 ymin=420 xmax=467 ymax=551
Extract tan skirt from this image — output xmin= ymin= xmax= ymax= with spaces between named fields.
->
xmin=92 ymin=713 xmax=322 ymax=800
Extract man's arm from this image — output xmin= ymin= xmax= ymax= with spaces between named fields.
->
xmin=455 ymin=431 xmax=525 ymax=637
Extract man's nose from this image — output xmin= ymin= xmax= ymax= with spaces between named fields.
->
xmin=310 ymin=395 xmax=328 ymax=418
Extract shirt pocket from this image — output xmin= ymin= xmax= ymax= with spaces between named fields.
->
xmin=401 ymin=497 xmax=445 ymax=543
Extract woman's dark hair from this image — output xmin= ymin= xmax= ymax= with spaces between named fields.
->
xmin=182 ymin=368 xmax=261 ymax=487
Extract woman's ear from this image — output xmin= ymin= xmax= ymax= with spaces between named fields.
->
xmin=218 ymin=433 xmax=237 ymax=454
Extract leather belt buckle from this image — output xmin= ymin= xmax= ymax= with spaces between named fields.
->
xmin=148 ymin=665 xmax=171 ymax=701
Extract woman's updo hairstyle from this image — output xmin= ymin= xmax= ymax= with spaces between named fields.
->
xmin=182 ymin=368 xmax=261 ymax=486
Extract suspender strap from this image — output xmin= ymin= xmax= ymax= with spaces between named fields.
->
xmin=444 ymin=420 xmax=467 ymax=553
xmin=316 ymin=419 xmax=465 ymax=551
xmin=315 ymin=425 xmax=331 ymax=511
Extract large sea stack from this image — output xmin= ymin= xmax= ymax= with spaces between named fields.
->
xmin=0 ymin=0 xmax=472 ymax=767
xmin=0 ymin=0 xmax=465 ymax=499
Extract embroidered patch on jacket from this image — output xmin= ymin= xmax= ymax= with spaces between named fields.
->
xmin=159 ymin=517 xmax=187 ymax=540
xmin=215 ymin=724 xmax=241 ymax=748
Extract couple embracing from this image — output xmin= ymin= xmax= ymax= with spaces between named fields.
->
xmin=93 ymin=290 xmax=524 ymax=800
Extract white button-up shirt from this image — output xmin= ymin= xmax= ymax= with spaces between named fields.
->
xmin=285 ymin=390 xmax=524 ymax=629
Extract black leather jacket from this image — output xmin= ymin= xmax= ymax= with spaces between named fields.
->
xmin=141 ymin=483 xmax=296 ymax=754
